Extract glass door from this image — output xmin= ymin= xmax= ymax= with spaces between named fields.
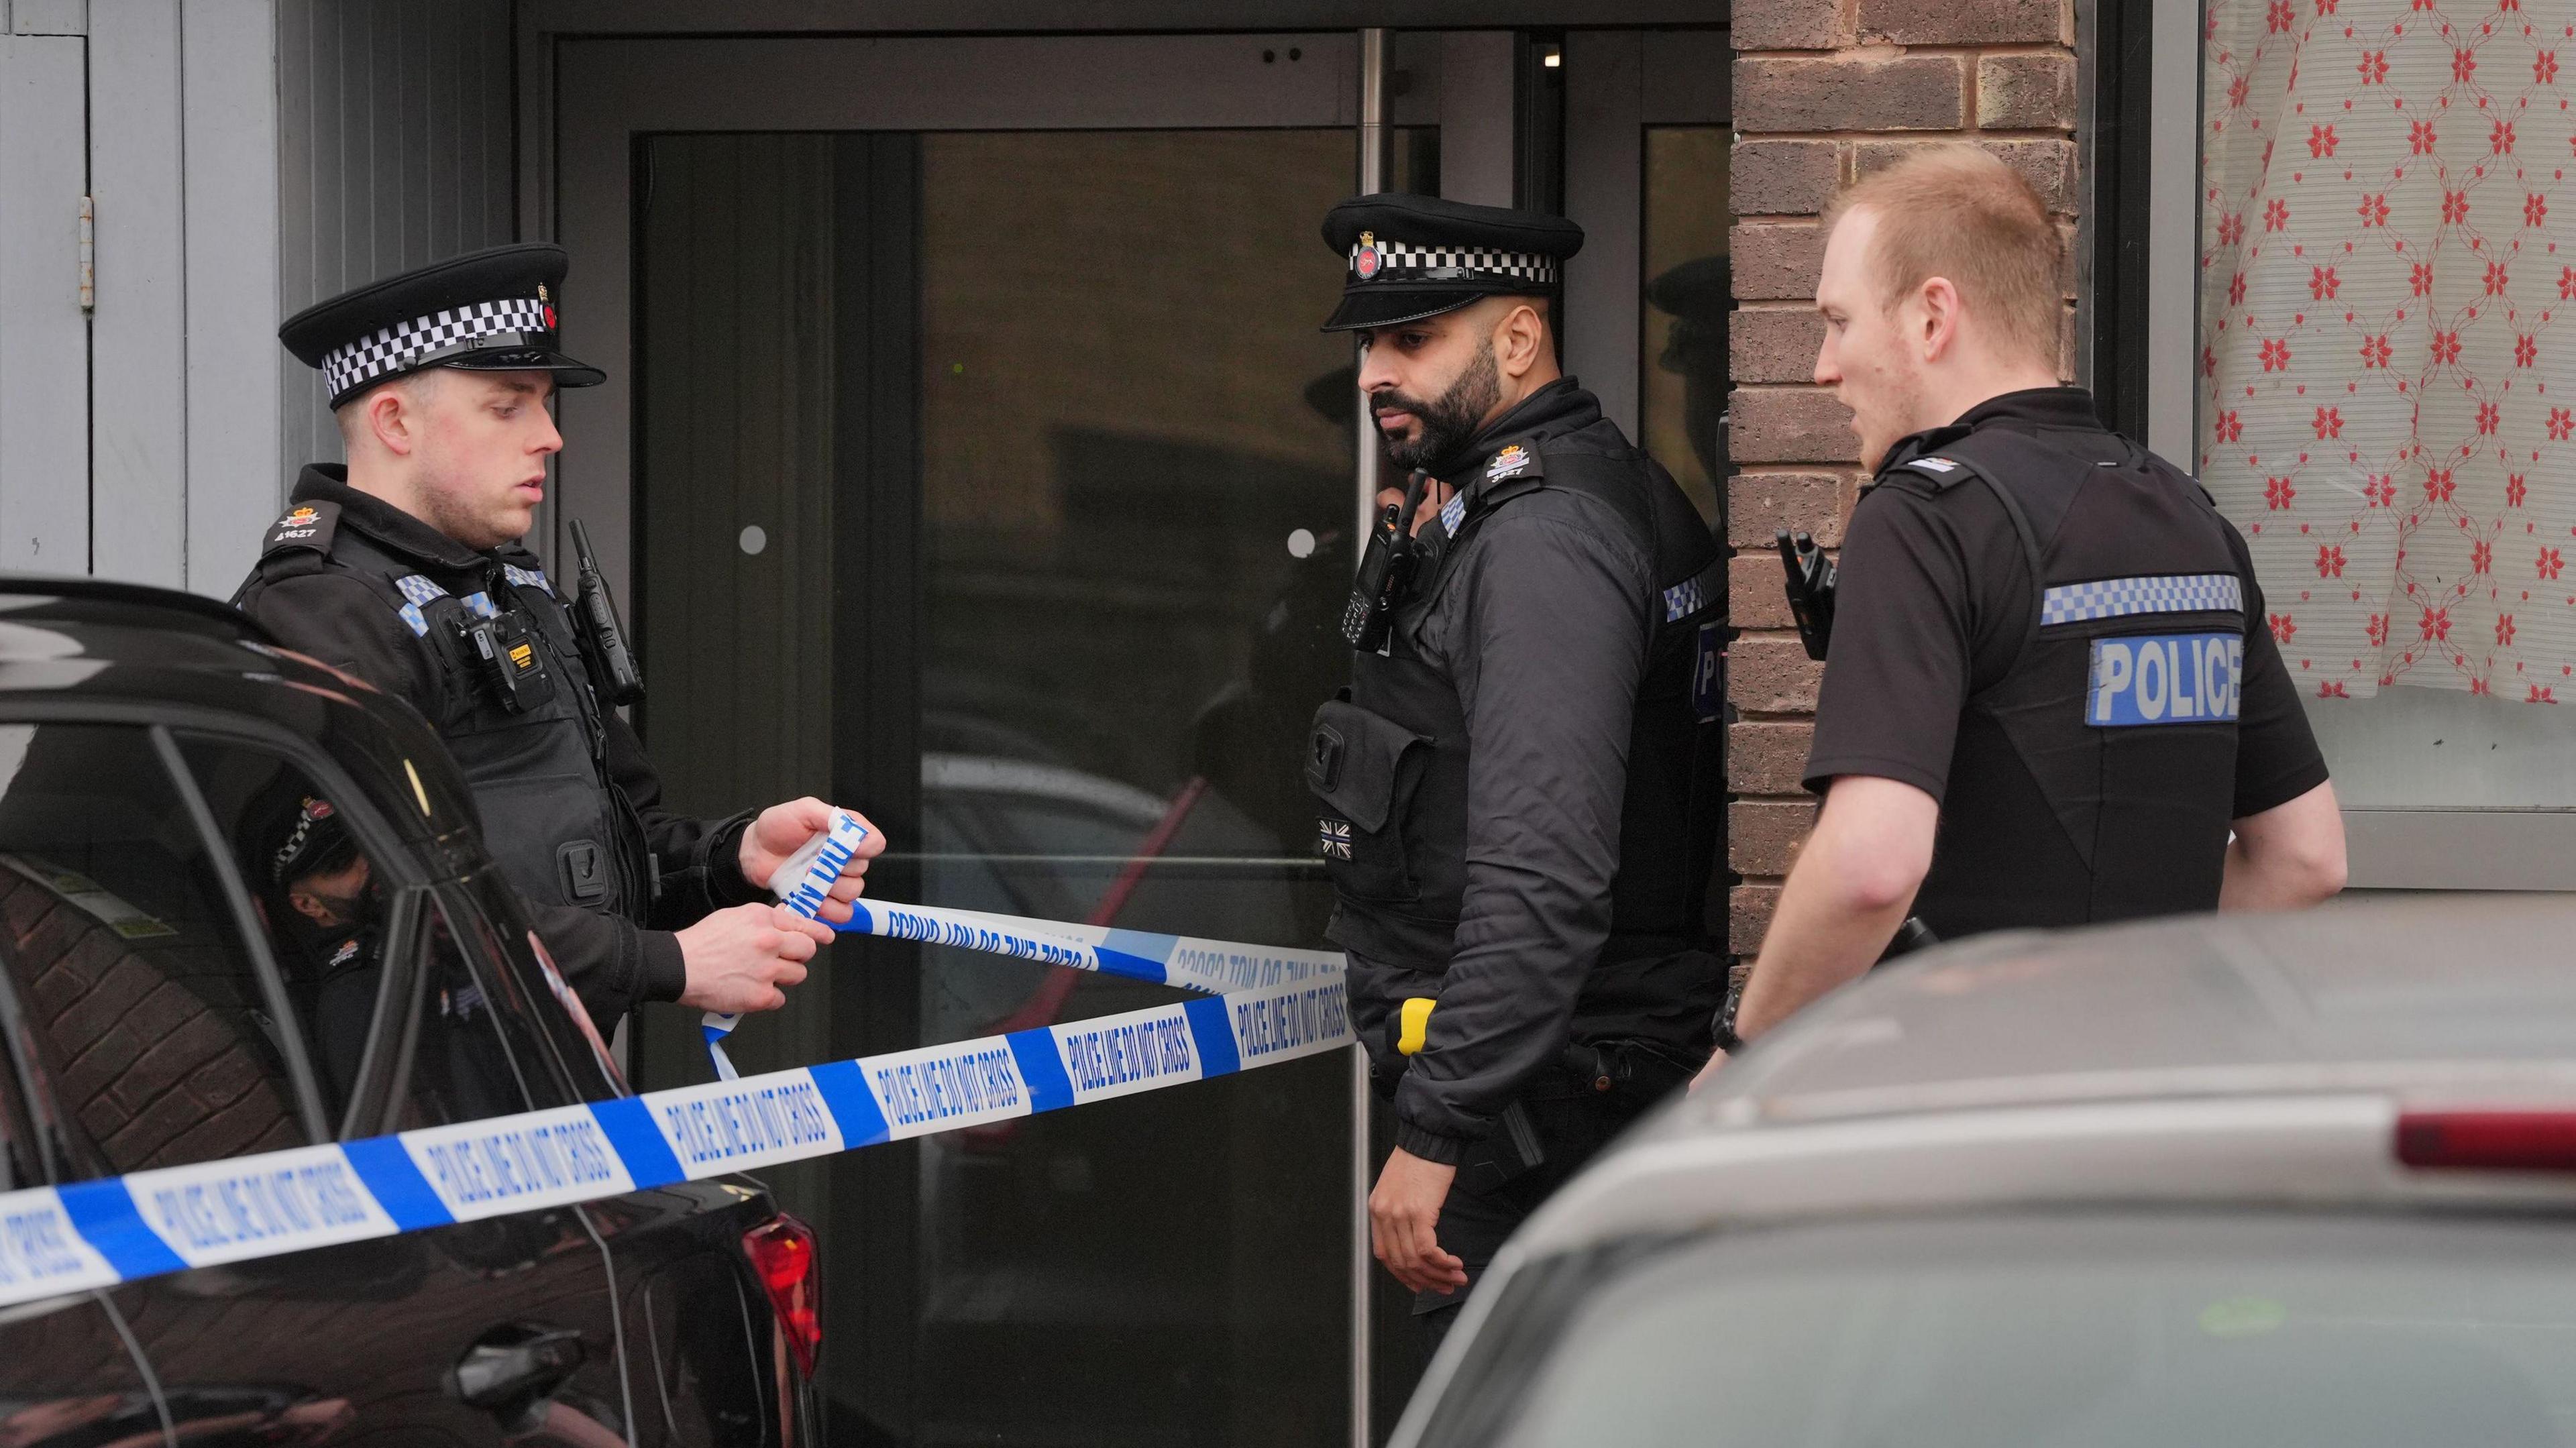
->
xmin=558 ymin=33 xmax=1446 ymax=1445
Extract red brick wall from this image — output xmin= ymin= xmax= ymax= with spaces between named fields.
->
xmin=1728 ymin=0 xmax=2080 ymax=956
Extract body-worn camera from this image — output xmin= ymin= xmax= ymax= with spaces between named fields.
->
xmin=1776 ymin=527 xmax=1837 ymax=661
xmin=1342 ymin=471 xmax=1432 ymax=651
xmin=461 ymin=610 xmax=554 ymax=714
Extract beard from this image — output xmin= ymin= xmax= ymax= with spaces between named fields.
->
xmin=1373 ymin=339 xmax=1504 ymax=473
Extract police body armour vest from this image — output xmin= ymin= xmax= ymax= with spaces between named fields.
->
xmin=248 ymin=511 xmax=651 ymax=924
xmin=1306 ymin=429 xmax=1725 ymax=1025
xmin=1880 ymin=422 xmax=2258 ymax=939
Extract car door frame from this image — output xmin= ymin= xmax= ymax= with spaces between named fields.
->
xmin=0 ymin=702 xmax=636 ymax=1441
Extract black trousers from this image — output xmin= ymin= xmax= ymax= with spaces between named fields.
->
xmin=1413 ymin=1087 xmax=1647 ymax=1350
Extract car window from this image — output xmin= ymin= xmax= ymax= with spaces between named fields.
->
xmin=0 ymin=724 xmax=318 ymax=1176
xmin=174 ymin=734 xmax=400 ymax=1125
xmin=385 ymin=889 xmax=551 ymax=1131
xmin=455 ymin=869 xmax=625 ymax=1099
xmin=1483 ymin=1213 xmax=2576 ymax=1448
xmin=0 ymin=982 xmax=45 ymax=1189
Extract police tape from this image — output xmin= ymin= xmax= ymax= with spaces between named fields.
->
xmin=703 ymin=812 xmax=877 ymax=1080
xmin=837 ymin=897 xmax=1344 ymax=992
xmin=0 ymin=923 xmax=1351 ymax=1307
xmin=698 ymin=810 xmax=1342 ymax=1077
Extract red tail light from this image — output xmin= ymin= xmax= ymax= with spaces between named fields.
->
xmin=744 ymin=1214 xmax=822 ymax=1378
xmin=2396 ymin=1111 xmax=2576 ymax=1172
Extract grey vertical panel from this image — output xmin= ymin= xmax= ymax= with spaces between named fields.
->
xmin=182 ymin=0 xmax=282 ymax=596
xmin=1564 ymin=30 xmax=1642 ymax=439
xmin=1437 ymin=32 xmax=1514 ymax=207
xmin=0 ymin=34 xmax=87 ymax=571
xmin=274 ymin=0 xmax=514 ymax=475
xmin=2147 ymin=0 xmax=2197 ymax=463
xmin=89 ymin=0 xmax=186 ymax=586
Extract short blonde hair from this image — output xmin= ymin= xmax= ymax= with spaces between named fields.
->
xmin=1823 ymin=145 xmax=2062 ymax=364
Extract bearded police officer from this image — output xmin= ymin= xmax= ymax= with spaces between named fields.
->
xmin=235 ymin=243 xmax=886 ymax=1036
xmin=1307 ymin=194 xmax=1725 ymax=1344
xmin=1709 ymin=147 xmax=2347 ymax=1071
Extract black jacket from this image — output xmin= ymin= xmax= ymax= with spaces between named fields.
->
xmin=234 ymin=467 xmax=763 ymax=1027
xmin=1312 ymin=380 xmax=1726 ymax=1162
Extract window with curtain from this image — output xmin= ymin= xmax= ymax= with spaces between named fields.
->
xmin=2202 ymin=1 xmax=2576 ymax=807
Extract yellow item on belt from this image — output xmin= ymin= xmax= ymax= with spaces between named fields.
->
xmin=1397 ymin=996 xmax=1435 ymax=1056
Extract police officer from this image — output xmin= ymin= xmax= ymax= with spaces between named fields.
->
xmin=1710 ymin=146 xmax=2347 ymax=1067
xmin=1307 ymin=194 xmax=1726 ymax=1345
xmin=260 ymin=791 xmax=382 ymax=1104
xmin=235 ymin=243 xmax=885 ymax=1036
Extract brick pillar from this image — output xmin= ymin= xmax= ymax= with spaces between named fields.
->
xmin=1727 ymin=0 xmax=2080 ymax=958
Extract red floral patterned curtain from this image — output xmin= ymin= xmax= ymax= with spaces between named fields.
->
xmin=2202 ymin=0 xmax=2576 ymax=703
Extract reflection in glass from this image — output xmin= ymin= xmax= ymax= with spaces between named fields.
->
xmin=632 ymin=125 xmax=1417 ymax=1443
xmin=1642 ymin=127 xmax=1733 ymax=528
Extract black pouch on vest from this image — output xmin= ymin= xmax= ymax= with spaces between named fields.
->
xmin=1305 ymin=696 xmax=1428 ymax=902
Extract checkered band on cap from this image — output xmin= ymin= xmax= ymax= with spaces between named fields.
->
xmin=2041 ymin=573 xmax=2245 ymax=627
xmin=1350 ymin=241 xmax=1558 ymax=286
xmin=321 ymin=297 xmax=551 ymax=398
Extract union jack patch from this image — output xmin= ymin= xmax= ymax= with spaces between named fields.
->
xmin=1318 ymin=818 xmax=1352 ymax=860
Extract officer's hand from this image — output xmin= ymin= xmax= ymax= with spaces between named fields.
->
xmin=1369 ymin=1147 xmax=1468 ymax=1295
xmin=675 ymin=901 xmax=832 ymax=1014
xmin=741 ymin=797 xmax=888 ymax=924
xmin=1689 ymin=1048 xmax=1729 ymax=1092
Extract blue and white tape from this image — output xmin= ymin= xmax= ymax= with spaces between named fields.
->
xmin=837 ymin=898 xmax=1342 ymax=993
xmin=0 ymin=952 xmax=1350 ymax=1307
xmin=704 ymin=812 xmax=875 ymax=1080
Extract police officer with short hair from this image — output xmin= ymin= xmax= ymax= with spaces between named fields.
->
xmin=1308 ymin=194 xmax=1725 ymax=1346
xmin=235 ymin=243 xmax=885 ymax=1036
xmin=1709 ymin=146 xmax=2347 ymax=1070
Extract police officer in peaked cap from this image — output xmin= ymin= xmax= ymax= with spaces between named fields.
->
xmin=1702 ymin=146 xmax=2347 ymax=1079
xmin=234 ymin=243 xmax=886 ymax=1039
xmin=1307 ymin=193 xmax=1727 ymax=1348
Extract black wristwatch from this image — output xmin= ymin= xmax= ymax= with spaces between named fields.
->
xmin=1711 ymin=972 xmax=1746 ymax=1054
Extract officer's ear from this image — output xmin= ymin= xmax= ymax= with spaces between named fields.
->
xmin=346 ymin=373 xmax=436 ymax=459
xmin=1913 ymin=276 xmax=1965 ymax=364
xmin=1493 ymin=300 xmax=1550 ymax=379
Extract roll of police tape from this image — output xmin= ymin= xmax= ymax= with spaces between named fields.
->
xmin=704 ymin=812 xmax=876 ymax=1080
xmin=0 ymin=958 xmax=1352 ymax=1307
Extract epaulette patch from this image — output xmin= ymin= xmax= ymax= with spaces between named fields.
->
xmin=1897 ymin=455 xmax=1973 ymax=490
xmin=263 ymin=500 xmax=339 ymax=553
xmin=1485 ymin=441 xmax=1543 ymax=483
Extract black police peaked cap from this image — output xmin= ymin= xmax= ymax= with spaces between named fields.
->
xmin=279 ymin=242 xmax=606 ymax=409
xmin=1319 ymin=193 xmax=1585 ymax=332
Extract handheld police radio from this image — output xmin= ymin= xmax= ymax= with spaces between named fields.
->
xmin=1342 ymin=470 xmax=1431 ymax=651
xmin=568 ymin=518 xmax=645 ymax=707
xmin=1775 ymin=528 xmax=1837 ymax=661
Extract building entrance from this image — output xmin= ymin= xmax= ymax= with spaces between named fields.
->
xmin=542 ymin=27 xmax=1727 ymax=1444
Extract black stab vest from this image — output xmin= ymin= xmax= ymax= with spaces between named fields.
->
xmin=1878 ymin=423 xmax=2259 ymax=939
xmin=246 ymin=521 xmax=653 ymax=926
xmin=1309 ymin=429 xmax=1726 ymax=1035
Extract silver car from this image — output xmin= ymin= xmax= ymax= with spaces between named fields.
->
xmin=1397 ymin=900 xmax=2576 ymax=1448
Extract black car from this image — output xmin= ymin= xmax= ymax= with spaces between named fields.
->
xmin=0 ymin=578 xmax=817 ymax=1447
